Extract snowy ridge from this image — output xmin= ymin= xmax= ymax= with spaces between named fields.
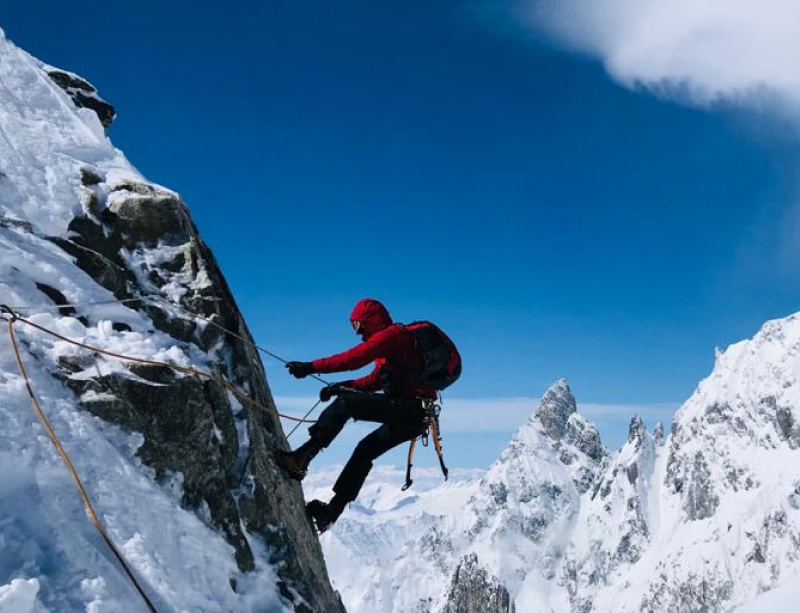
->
xmin=0 ymin=27 xmax=342 ymax=612
xmin=316 ymin=312 xmax=800 ymax=613
xmin=0 ymin=29 xmax=138 ymax=236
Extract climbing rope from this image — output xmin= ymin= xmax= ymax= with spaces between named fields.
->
xmin=6 ymin=296 xmax=145 ymax=312
xmin=0 ymin=304 xmax=331 ymax=611
xmin=2 ymin=290 xmax=334 ymax=426
xmin=2 ymin=311 xmax=317 ymax=425
xmin=2 ymin=309 xmax=158 ymax=613
xmin=10 ymin=292 xmax=336 ymax=432
xmin=286 ymin=399 xmax=322 ymax=439
xmin=140 ymin=294 xmax=333 ymax=387
xmin=5 ymin=291 xmax=332 ymax=387
xmin=0 ymin=295 xmax=332 ymax=610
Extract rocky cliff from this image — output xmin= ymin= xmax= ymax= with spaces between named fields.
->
xmin=0 ymin=27 xmax=343 ymax=613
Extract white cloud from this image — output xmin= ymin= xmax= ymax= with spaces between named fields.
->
xmin=517 ymin=0 xmax=800 ymax=111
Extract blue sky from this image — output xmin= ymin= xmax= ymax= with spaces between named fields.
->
xmin=3 ymin=1 xmax=800 ymax=468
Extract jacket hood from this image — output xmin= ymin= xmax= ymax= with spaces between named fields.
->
xmin=350 ymin=298 xmax=393 ymax=339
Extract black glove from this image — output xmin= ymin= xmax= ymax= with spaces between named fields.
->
xmin=286 ymin=361 xmax=315 ymax=379
xmin=319 ymin=383 xmax=350 ymax=403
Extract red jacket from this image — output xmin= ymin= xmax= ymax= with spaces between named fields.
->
xmin=311 ymin=299 xmax=437 ymax=399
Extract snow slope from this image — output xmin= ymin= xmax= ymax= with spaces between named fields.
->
xmin=0 ymin=27 xmax=340 ymax=613
xmin=315 ymin=313 xmax=800 ymax=612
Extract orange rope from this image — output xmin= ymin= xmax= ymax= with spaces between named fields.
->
xmin=10 ymin=316 xmax=316 ymax=424
xmin=7 ymin=317 xmax=158 ymax=612
xmin=2 ymin=312 xmax=320 ymax=612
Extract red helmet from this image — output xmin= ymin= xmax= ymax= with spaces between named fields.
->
xmin=350 ymin=298 xmax=392 ymax=339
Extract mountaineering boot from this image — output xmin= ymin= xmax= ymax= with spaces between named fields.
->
xmin=276 ymin=439 xmax=321 ymax=481
xmin=306 ymin=496 xmax=346 ymax=534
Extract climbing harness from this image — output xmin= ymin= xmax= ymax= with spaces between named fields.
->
xmin=402 ymin=398 xmax=449 ymax=491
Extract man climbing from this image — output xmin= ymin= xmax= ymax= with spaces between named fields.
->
xmin=278 ymin=298 xmax=461 ymax=533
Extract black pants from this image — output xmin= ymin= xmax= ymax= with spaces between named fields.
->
xmin=308 ymin=392 xmax=427 ymax=503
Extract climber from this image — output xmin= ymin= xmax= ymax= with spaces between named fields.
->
xmin=278 ymin=298 xmax=461 ymax=533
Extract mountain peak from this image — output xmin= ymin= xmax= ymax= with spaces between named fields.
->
xmin=535 ymin=378 xmax=578 ymax=440
xmin=653 ymin=421 xmax=665 ymax=444
xmin=628 ymin=415 xmax=646 ymax=445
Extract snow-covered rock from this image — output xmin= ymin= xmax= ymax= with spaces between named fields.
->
xmin=440 ymin=554 xmax=514 ymax=613
xmin=316 ymin=312 xmax=800 ymax=612
xmin=0 ymin=26 xmax=342 ymax=612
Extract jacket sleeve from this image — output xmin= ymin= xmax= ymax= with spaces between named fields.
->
xmin=311 ymin=331 xmax=393 ymax=374
xmin=348 ymin=363 xmax=383 ymax=392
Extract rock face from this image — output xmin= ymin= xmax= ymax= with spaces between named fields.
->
xmin=317 ymin=312 xmax=800 ymax=613
xmin=67 ymin=180 xmax=344 ymax=611
xmin=46 ymin=67 xmax=116 ymax=128
xmin=0 ymin=27 xmax=343 ymax=612
xmin=441 ymin=554 xmax=514 ymax=613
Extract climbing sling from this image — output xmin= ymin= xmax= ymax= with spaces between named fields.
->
xmin=402 ymin=398 xmax=449 ymax=491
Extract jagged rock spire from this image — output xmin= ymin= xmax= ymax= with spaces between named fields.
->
xmin=535 ymin=378 xmax=577 ymax=441
xmin=653 ymin=421 xmax=665 ymax=444
xmin=628 ymin=415 xmax=646 ymax=445
xmin=442 ymin=554 xmax=515 ymax=613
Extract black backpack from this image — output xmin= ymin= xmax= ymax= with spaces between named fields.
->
xmin=404 ymin=321 xmax=462 ymax=391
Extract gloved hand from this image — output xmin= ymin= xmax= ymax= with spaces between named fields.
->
xmin=319 ymin=383 xmax=349 ymax=403
xmin=286 ymin=361 xmax=315 ymax=379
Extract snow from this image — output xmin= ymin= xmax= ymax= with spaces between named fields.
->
xmin=315 ymin=314 xmax=800 ymax=612
xmin=735 ymin=580 xmax=800 ymax=613
xmin=0 ymin=579 xmax=50 ymax=613
xmin=0 ymin=31 xmax=140 ymax=236
xmin=4 ymin=14 xmax=800 ymax=611
xmin=0 ymin=26 xmax=291 ymax=613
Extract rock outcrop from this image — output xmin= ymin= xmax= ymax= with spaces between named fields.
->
xmin=441 ymin=554 xmax=514 ymax=613
xmin=53 ymin=91 xmax=345 ymax=613
xmin=0 ymin=27 xmax=343 ymax=612
xmin=45 ymin=66 xmax=116 ymax=129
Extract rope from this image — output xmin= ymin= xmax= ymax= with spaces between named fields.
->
xmin=6 ymin=314 xmax=316 ymax=425
xmin=0 ymin=295 xmax=334 ymax=609
xmin=138 ymin=295 xmax=331 ymax=433
xmin=7 ymin=297 xmax=145 ymax=312
xmin=140 ymin=295 xmax=332 ymax=386
xmin=4 ymin=293 xmax=332 ymax=387
xmin=4 ymin=292 xmax=333 ymax=431
xmin=286 ymin=399 xmax=322 ymax=439
xmin=5 ymin=314 xmax=158 ymax=612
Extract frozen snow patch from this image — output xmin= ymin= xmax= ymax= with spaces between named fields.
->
xmin=0 ymin=578 xmax=50 ymax=613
